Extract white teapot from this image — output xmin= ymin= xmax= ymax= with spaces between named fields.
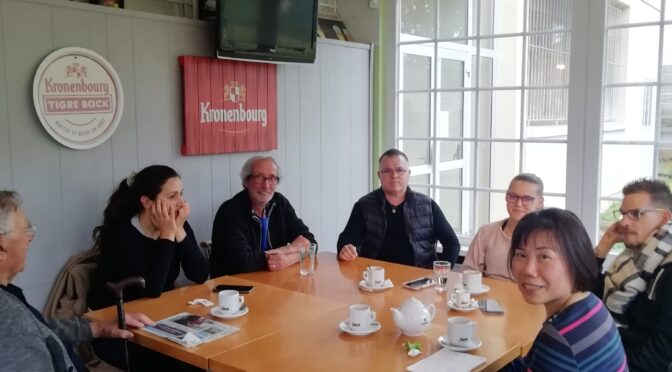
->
xmin=390 ymin=297 xmax=436 ymax=336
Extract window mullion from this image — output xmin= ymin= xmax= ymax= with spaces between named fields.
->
xmin=566 ymin=0 xmax=606 ymax=242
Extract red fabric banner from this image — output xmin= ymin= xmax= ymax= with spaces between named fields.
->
xmin=179 ymin=56 xmax=277 ymax=155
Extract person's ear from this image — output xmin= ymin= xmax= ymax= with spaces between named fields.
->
xmin=659 ymin=209 xmax=671 ymax=226
xmin=538 ymin=196 xmax=545 ymax=209
xmin=0 ymin=238 xmax=7 ymax=261
xmin=139 ymin=196 xmax=152 ymax=209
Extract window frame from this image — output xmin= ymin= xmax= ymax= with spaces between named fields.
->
xmin=393 ymin=0 xmax=576 ymax=242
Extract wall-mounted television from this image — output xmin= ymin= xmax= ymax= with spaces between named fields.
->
xmin=216 ymin=0 xmax=318 ymax=64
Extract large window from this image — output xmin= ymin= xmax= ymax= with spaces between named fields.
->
xmin=397 ymin=0 xmax=571 ymax=238
xmin=599 ymin=0 xmax=672 ymax=243
xmin=395 ymin=0 xmax=672 ymax=243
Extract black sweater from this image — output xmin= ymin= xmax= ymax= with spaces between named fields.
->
xmin=210 ymin=190 xmax=316 ymax=277
xmin=594 ymin=257 xmax=672 ymax=371
xmin=88 ymin=220 xmax=208 ymax=310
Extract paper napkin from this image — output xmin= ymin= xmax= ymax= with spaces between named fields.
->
xmin=406 ymin=348 xmax=486 ymax=372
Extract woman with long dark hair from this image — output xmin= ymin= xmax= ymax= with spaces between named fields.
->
xmin=88 ymin=165 xmax=208 ymax=370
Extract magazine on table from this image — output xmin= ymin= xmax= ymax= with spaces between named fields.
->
xmin=143 ymin=312 xmax=239 ymax=348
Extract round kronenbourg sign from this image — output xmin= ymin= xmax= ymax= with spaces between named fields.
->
xmin=33 ymin=47 xmax=124 ymax=149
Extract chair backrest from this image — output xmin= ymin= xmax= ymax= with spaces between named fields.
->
xmin=44 ymin=246 xmax=100 ymax=319
xmin=43 ymin=246 xmax=123 ymax=372
xmin=200 ymin=240 xmax=212 ymax=260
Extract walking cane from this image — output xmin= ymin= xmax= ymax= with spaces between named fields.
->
xmin=107 ymin=276 xmax=146 ymax=372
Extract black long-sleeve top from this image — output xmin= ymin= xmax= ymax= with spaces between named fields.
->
xmin=593 ymin=256 xmax=672 ymax=371
xmin=87 ymin=220 xmax=208 ymax=310
xmin=210 ymin=190 xmax=316 ymax=277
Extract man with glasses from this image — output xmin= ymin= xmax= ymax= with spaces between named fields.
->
xmin=337 ymin=149 xmax=460 ymax=268
xmin=0 ymin=191 xmax=153 ymax=371
xmin=593 ymin=178 xmax=672 ymax=371
xmin=210 ymin=156 xmax=316 ymax=277
xmin=462 ymin=173 xmax=544 ymax=281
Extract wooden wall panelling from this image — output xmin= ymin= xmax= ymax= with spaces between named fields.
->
xmin=350 ymin=47 xmax=371 ymax=202
xmin=3 ymin=0 xmax=64 ymax=300
xmin=299 ymin=59 xmax=322 ymax=247
xmin=107 ymin=14 xmax=139 ymax=186
xmin=334 ymin=46 xmax=354 ymax=244
xmin=52 ymin=6 xmax=114 ymax=268
xmin=170 ymin=23 xmax=213 ymax=243
xmin=318 ymin=43 xmax=339 ymax=251
xmin=0 ymin=0 xmax=12 ymax=190
xmin=132 ymin=18 xmax=173 ymax=166
xmin=280 ymin=65 xmax=302 ymax=215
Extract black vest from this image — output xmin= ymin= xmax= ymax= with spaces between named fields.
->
xmin=358 ymin=188 xmax=437 ymax=268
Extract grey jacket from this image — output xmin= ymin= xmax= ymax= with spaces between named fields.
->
xmin=0 ymin=285 xmax=93 ymax=372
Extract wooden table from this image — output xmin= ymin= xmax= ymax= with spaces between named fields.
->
xmin=230 ymin=252 xmax=544 ymax=371
xmin=85 ymin=276 xmax=344 ymax=369
xmin=87 ymin=253 xmax=544 ymax=371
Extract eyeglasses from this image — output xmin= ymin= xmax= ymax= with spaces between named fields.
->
xmin=613 ymin=208 xmax=666 ymax=221
xmin=0 ymin=223 xmax=37 ymax=237
xmin=505 ymin=192 xmax=536 ymax=206
xmin=379 ymin=167 xmax=409 ymax=176
xmin=249 ymin=174 xmax=279 ymax=185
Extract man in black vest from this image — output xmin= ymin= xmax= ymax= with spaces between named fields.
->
xmin=337 ymin=149 xmax=460 ymax=268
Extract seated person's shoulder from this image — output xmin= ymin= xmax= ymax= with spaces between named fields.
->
xmin=0 ymin=291 xmax=39 ymax=329
xmin=358 ymin=189 xmax=382 ymax=204
xmin=653 ymin=262 xmax=672 ymax=293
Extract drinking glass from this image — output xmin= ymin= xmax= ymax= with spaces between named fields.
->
xmin=299 ymin=243 xmax=317 ymax=276
xmin=433 ymin=260 xmax=451 ymax=292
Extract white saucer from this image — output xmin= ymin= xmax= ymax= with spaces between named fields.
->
xmin=454 ymin=283 xmax=490 ymax=295
xmin=358 ymin=279 xmax=393 ymax=292
xmin=438 ymin=335 xmax=483 ymax=352
xmin=448 ymin=299 xmax=479 ymax=312
xmin=338 ymin=320 xmax=381 ymax=336
xmin=210 ymin=304 xmax=249 ymax=319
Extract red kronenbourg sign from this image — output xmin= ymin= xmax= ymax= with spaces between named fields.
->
xmin=180 ymin=56 xmax=277 ymax=155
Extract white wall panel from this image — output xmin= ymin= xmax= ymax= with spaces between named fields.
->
xmin=0 ymin=0 xmax=370 ymax=308
xmin=52 ymin=6 xmax=114 ymax=274
xmin=319 ymin=43 xmax=340 ymax=251
xmin=3 ymin=0 xmax=64 ymax=299
xmin=350 ymin=47 xmax=372 ymax=200
xmin=107 ymin=15 xmax=139 ymax=186
xmin=280 ymin=65 xmax=302 ymax=211
xmin=0 ymin=0 xmax=12 ymax=191
xmin=334 ymin=47 xmax=354 ymax=243
xmin=299 ymin=58 xmax=323 ymax=246
xmin=133 ymin=18 xmax=173 ymax=166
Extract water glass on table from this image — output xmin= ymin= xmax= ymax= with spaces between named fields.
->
xmin=433 ymin=260 xmax=451 ymax=292
xmin=299 ymin=242 xmax=317 ymax=276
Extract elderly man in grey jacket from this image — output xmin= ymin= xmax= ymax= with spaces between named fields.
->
xmin=0 ymin=190 xmax=153 ymax=371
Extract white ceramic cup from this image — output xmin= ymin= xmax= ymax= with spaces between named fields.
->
xmin=348 ymin=304 xmax=376 ymax=332
xmin=363 ymin=266 xmax=385 ymax=287
xmin=218 ymin=290 xmax=244 ymax=315
xmin=450 ymin=288 xmax=472 ymax=308
xmin=447 ymin=316 xmax=476 ymax=347
xmin=463 ymin=270 xmax=483 ymax=291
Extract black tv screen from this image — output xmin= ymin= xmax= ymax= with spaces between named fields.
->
xmin=216 ymin=0 xmax=318 ymax=64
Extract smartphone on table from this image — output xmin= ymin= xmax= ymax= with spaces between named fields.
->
xmin=478 ymin=299 xmax=505 ymax=314
xmin=402 ymin=277 xmax=435 ymax=290
xmin=212 ymin=284 xmax=254 ymax=294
